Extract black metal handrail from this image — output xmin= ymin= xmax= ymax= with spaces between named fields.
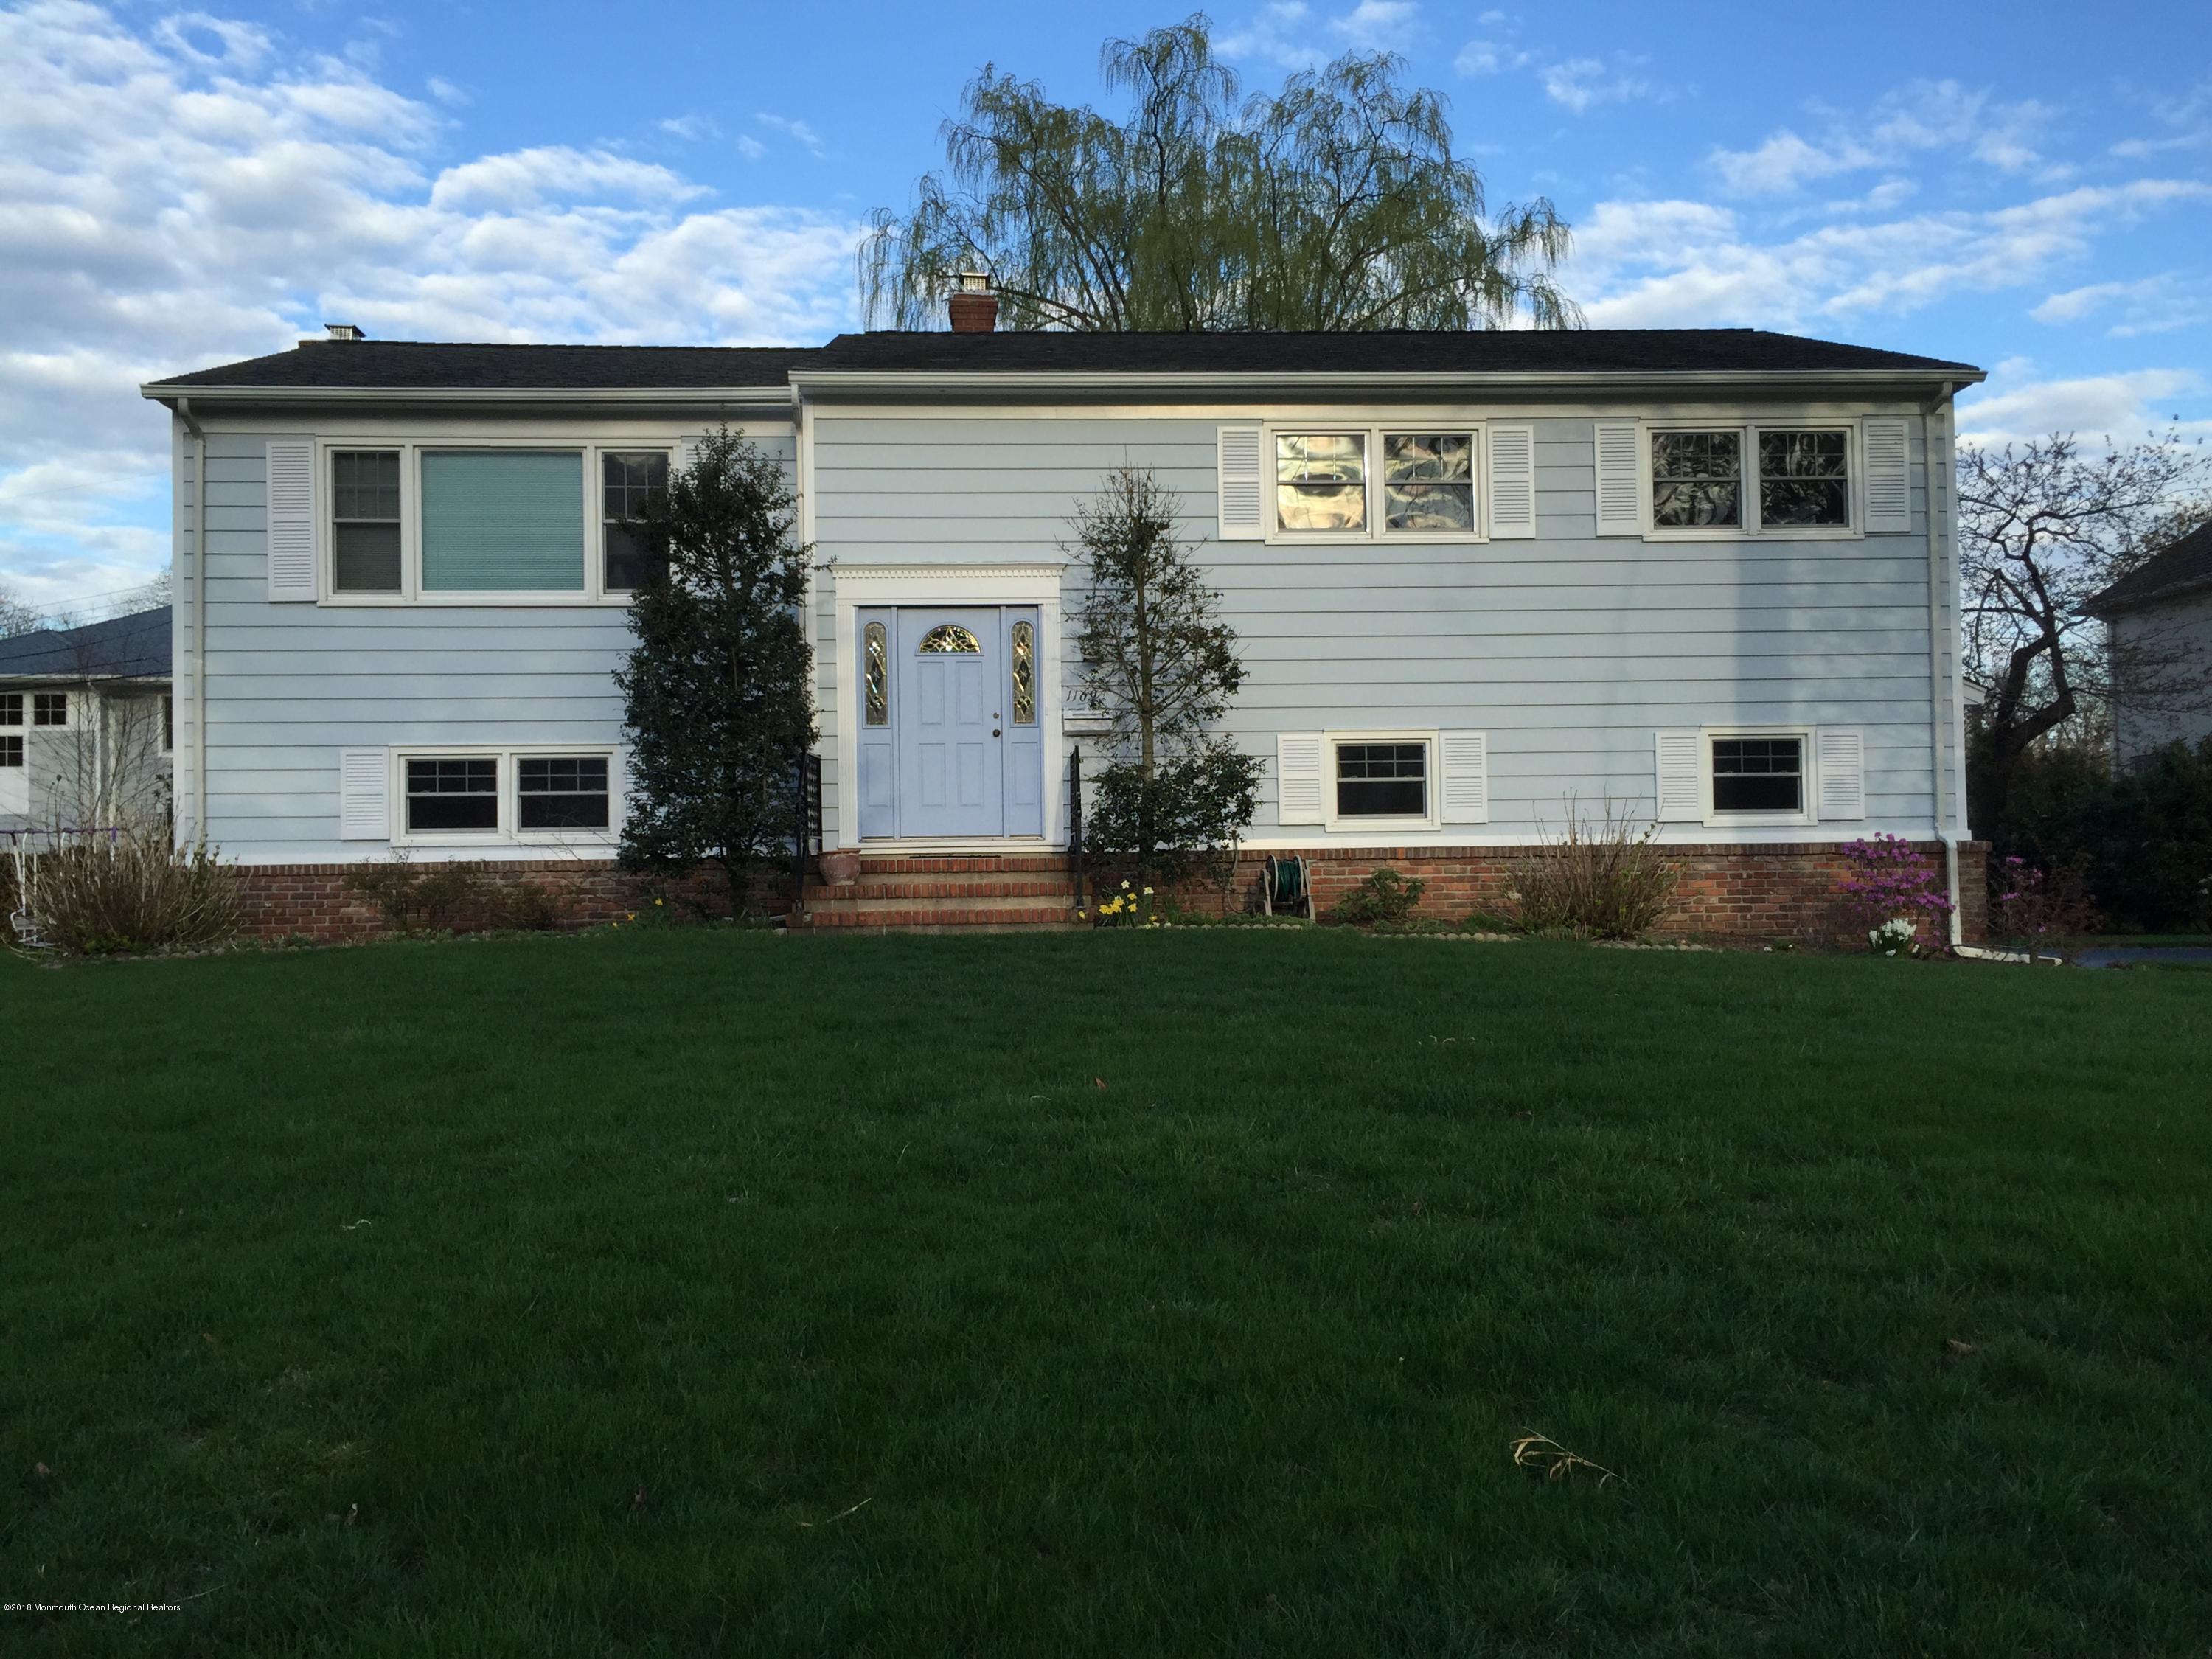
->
xmin=1068 ymin=746 xmax=1084 ymax=914
xmin=790 ymin=751 xmax=822 ymax=918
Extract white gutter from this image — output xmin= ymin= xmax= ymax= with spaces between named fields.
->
xmin=1921 ymin=380 xmax=1963 ymax=945
xmin=790 ymin=366 xmax=1988 ymax=395
xmin=137 ymin=383 xmax=797 ymax=406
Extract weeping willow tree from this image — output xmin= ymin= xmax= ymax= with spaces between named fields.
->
xmin=860 ymin=14 xmax=1576 ymax=333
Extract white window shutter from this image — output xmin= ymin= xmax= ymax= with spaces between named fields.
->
xmin=338 ymin=749 xmax=389 ymax=840
xmin=1817 ymin=728 xmax=1866 ymax=821
xmin=1486 ymin=423 xmax=1536 ymax=539
xmin=1862 ymin=418 xmax=1910 ymax=533
xmin=265 ymin=438 xmax=317 ymax=602
xmin=679 ymin=437 xmax=703 ymax=474
xmin=1593 ymin=420 xmax=1642 ymax=536
xmin=1276 ymin=733 xmax=1324 ymax=825
xmin=1217 ymin=425 xmax=1264 ymax=540
xmin=1439 ymin=731 xmax=1489 ymax=824
xmin=1654 ymin=730 xmax=1703 ymax=823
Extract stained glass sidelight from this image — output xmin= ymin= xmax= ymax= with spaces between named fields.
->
xmin=1010 ymin=621 xmax=1035 ymax=724
xmin=864 ymin=622 xmax=888 ymax=726
xmin=919 ymin=623 xmax=982 ymax=653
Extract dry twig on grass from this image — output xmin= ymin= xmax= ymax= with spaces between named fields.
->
xmin=1510 ymin=1431 xmax=1623 ymax=1488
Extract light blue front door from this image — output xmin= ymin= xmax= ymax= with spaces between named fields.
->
xmin=896 ymin=608 xmax=1004 ymax=838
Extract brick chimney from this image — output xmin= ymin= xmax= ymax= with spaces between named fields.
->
xmin=947 ymin=271 xmax=998 ymax=333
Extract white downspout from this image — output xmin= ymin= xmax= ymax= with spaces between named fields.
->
xmin=1921 ymin=380 xmax=1961 ymax=945
xmin=174 ymin=396 xmax=208 ymax=846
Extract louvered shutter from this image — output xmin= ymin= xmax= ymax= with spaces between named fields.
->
xmin=679 ymin=437 xmax=703 ymax=475
xmin=1593 ymin=420 xmax=1642 ymax=536
xmin=1816 ymin=728 xmax=1866 ymax=821
xmin=1861 ymin=418 xmax=1910 ymax=533
xmin=1439 ymin=731 xmax=1489 ymax=824
xmin=338 ymin=749 xmax=390 ymax=840
xmin=266 ymin=438 xmax=317 ymax=601
xmin=1486 ymin=424 xmax=1536 ymax=539
xmin=1654 ymin=729 xmax=1703 ymax=823
xmin=1276 ymin=732 xmax=1325 ymax=826
xmin=1217 ymin=425 xmax=1264 ymax=540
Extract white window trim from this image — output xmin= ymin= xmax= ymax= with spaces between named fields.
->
xmin=1642 ymin=422 xmax=1862 ymax=543
xmin=387 ymin=743 xmax=622 ymax=848
xmin=316 ymin=437 xmax=676 ymax=608
xmin=1264 ymin=424 xmax=1487 ymax=545
xmin=1323 ymin=728 xmax=1441 ymax=832
xmin=1700 ymin=723 xmax=1818 ymax=830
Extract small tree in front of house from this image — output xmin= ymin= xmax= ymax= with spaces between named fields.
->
xmin=616 ymin=428 xmax=815 ymax=917
xmin=1072 ymin=467 xmax=1264 ymax=905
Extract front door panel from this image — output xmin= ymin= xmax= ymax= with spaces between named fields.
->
xmin=897 ymin=608 xmax=1004 ymax=837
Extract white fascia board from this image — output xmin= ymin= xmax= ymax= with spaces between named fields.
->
xmin=789 ymin=366 xmax=1987 ymax=397
xmin=137 ymin=384 xmax=799 ymax=406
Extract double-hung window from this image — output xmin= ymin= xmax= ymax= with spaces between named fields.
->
xmin=601 ymin=453 xmax=669 ymax=593
xmin=0 ymin=695 xmax=18 ymax=771
xmin=332 ymin=450 xmax=403 ymax=593
xmin=1710 ymin=734 xmax=1805 ymax=815
xmin=1648 ymin=425 xmax=1854 ymax=535
xmin=1270 ymin=428 xmax=1484 ymax=540
xmin=393 ymin=748 xmax=616 ymax=841
xmin=32 ymin=692 xmax=67 ymax=727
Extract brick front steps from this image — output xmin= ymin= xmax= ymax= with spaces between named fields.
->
xmin=798 ymin=853 xmax=1083 ymax=931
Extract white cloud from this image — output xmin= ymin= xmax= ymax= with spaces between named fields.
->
xmin=2031 ymin=272 xmax=2212 ymax=337
xmin=1955 ymin=358 xmax=2206 ymax=449
xmin=1453 ymin=38 xmax=1503 ymax=74
xmin=658 ymin=113 xmax=717 ymax=142
xmin=1328 ymin=0 xmax=1417 ymax=52
xmin=735 ymin=133 xmax=766 ymax=160
xmin=755 ymin=112 xmax=825 ymax=156
xmin=1711 ymin=80 xmax=2056 ymax=196
xmin=0 ymin=1 xmax=863 ymax=605
xmin=1569 ymin=180 xmax=2212 ymax=330
xmin=1541 ymin=56 xmax=1649 ymax=114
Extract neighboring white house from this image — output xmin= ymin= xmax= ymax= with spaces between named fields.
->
xmin=2084 ymin=520 xmax=2212 ymax=765
xmin=0 ymin=606 xmax=173 ymax=834
xmin=140 ymin=308 xmax=1985 ymax=936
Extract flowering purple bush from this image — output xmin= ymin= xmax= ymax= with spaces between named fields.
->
xmin=1834 ymin=835 xmax=1955 ymax=953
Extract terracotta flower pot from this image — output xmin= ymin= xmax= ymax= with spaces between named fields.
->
xmin=817 ymin=849 xmax=861 ymax=886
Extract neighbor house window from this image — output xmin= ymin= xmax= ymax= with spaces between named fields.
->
xmin=420 ymin=451 xmax=585 ymax=592
xmin=0 ymin=693 xmax=20 ymax=726
xmin=332 ymin=449 xmax=403 ymax=593
xmin=1711 ymin=734 xmax=1804 ymax=814
xmin=601 ymin=452 xmax=668 ymax=593
xmin=1757 ymin=429 xmax=1849 ymax=526
xmin=33 ymin=692 xmax=67 ymax=727
xmin=0 ymin=735 xmax=20 ymax=768
xmin=1382 ymin=434 xmax=1475 ymax=532
xmin=1335 ymin=740 xmax=1428 ymax=818
xmin=162 ymin=695 xmax=173 ymax=753
xmin=404 ymin=757 xmax=498 ymax=832
xmin=1276 ymin=433 xmax=1368 ymax=532
xmin=518 ymin=756 xmax=609 ymax=830
xmin=1651 ymin=431 xmax=1742 ymax=528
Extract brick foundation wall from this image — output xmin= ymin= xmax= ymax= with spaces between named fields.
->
xmin=228 ymin=860 xmax=788 ymax=943
xmin=1170 ymin=840 xmax=1990 ymax=945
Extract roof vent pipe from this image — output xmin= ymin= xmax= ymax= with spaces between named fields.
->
xmin=947 ymin=272 xmax=998 ymax=334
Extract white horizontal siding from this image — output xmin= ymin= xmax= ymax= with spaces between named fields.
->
xmin=811 ymin=409 xmax=1938 ymax=841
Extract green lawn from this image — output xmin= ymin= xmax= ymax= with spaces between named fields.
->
xmin=3 ymin=931 xmax=2208 ymax=1657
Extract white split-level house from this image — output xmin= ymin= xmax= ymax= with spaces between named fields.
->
xmin=141 ymin=313 xmax=1987 ymax=937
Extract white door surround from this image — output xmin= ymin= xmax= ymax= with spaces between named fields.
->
xmin=827 ymin=563 xmax=1068 ymax=851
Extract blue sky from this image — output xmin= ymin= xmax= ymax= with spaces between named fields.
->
xmin=1 ymin=0 xmax=2208 ymax=612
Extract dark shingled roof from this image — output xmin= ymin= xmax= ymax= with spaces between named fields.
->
xmin=146 ymin=328 xmax=1978 ymax=391
xmin=0 ymin=606 xmax=171 ymax=681
xmin=147 ymin=341 xmax=822 ymax=390
xmin=807 ymin=328 xmax=1980 ymax=377
xmin=2085 ymin=521 xmax=2212 ymax=617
